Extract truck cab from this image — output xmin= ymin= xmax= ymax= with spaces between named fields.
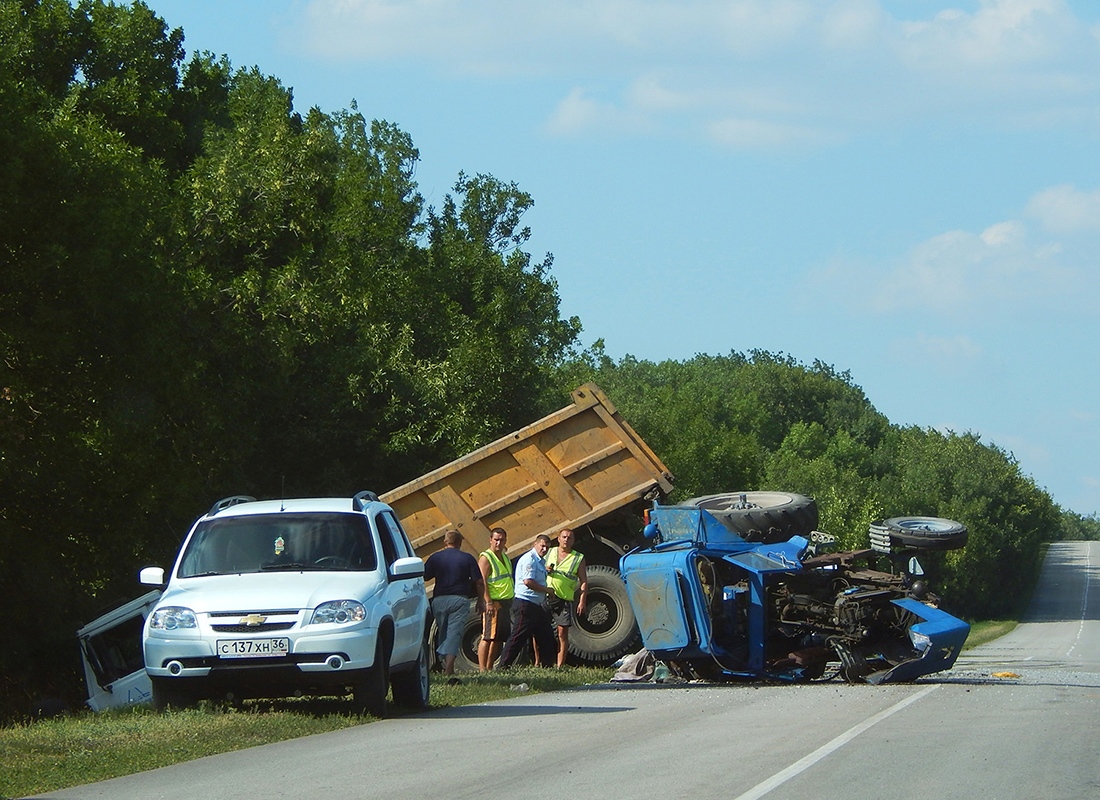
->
xmin=620 ymin=500 xmax=970 ymax=683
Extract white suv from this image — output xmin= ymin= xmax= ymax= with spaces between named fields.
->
xmin=140 ymin=492 xmax=430 ymax=715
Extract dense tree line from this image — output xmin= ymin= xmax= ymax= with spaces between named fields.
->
xmin=555 ymin=349 xmax=1091 ymax=618
xmin=1 ymin=1 xmax=1094 ymax=719
xmin=0 ymin=0 xmax=578 ymax=717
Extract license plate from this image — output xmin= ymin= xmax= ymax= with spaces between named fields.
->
xmin=216 ymin=638 xmax=290 ymax=658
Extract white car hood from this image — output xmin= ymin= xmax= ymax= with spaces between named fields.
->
xmin=160 ymin=570 xmax=385 ymax=613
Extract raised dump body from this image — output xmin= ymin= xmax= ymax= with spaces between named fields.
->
xmin=382 ymin=382 xmax=673 ymax=563
xmin=382 ymin=382 xmax=674 ymax=666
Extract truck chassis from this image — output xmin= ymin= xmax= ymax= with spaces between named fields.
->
xmin=620 ymin=500 xmax=970 ymax=683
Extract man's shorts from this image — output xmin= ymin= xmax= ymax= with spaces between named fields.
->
xmin=481 ymin=599 xmax=513 ymax=643
xmin=431 ymin=594 xmax=473 ymax=657
xmin=548 ymin=594 xmax=574 ymax=627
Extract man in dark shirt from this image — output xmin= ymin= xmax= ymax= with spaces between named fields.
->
xmin=424 ymin=530 xmax=485 ymax=681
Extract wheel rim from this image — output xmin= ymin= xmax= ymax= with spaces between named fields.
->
xmin=577 ymin=588 xmax=620 ymax=638
xmin=893 ymin=518 xmax=954 ymax=532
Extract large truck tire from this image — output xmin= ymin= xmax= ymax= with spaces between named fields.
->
xmin=429 ymin=608 xmax=483 ymax=673
xmin=569 ymin=565 xmax=640 ymax=664
xmin=878 ymin=516 xmax=968 ymax=550
xmin=458 ymin=615 xmax=482 ymax=672
xmin=682 ymin=491 xmax=818 ymax=543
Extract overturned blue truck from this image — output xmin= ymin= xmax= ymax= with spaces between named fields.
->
xmin=619 ymin=492 xmax=970 ymax=684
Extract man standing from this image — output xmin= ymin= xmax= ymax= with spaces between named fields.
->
xmin=477 ymin=527 xmax=514 ymax=671
xmin=497 ymin=534 xmax=557 ymax=668
xmin=424 ymin=530 xmax=485 ymax=683
xmin=544 ymin=527 xmax=588 ymax=668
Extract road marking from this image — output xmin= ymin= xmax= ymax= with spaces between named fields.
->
xmin=1066 ymin=540 xmax=1091 ymax=659
xmin=732 ymin=684 xmax=939 ymax=800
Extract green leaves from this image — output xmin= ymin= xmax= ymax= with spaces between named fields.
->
xmin=560 ymin=350 xmax=1058 ymax=618
xmin=1 ymin=1 xmax=580 ymax=719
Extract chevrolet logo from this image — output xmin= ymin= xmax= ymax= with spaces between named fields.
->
xmin=240 ymin=614 xmax=267 ymax=627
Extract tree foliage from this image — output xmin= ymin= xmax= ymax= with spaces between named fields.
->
xmin=557 ymin=348 xmax=1067 ymax=619
xmin=0 ymin=0 xmax=578 ymax=718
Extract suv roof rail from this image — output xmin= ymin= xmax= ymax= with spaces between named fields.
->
xmin=208 ymin=495 xmax=257 ymax=516
xmin=352 ymin=490 xmax=380 ymax=510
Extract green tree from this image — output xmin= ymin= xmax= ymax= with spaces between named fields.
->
xmin=1 ymin=2 xmax=581 ymax=718
xmin=764 ymin=422 xmax=883 ymax=547
xmin=1 ymin=0 xmax=197 ymax=713
xmin=877 ymin=427 xmax=1057 ymax=616
xmin=1056 ymin=509 xmax=1100 ymax=541
xmin=561 ymin=350 xmax=888 ymax=501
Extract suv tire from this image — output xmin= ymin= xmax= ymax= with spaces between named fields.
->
xmin=391 ymin=635 xmax=431 ymax=710
xmin=352 ymin=638 xmax=389 ymax=717
xmin=150 ymin=677 xmax=198 ymax=711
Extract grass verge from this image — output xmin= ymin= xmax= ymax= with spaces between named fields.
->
xmin=0 ymin=666 xmax=613 ymax=799
xmin=963 ymin=619 xmax=1018 ymax=649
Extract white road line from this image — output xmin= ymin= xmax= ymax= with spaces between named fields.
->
xmin=1066 ymin=540 xmax=1091 ymax=659
xmin=732 ymin=684 xmax=940 ymax=800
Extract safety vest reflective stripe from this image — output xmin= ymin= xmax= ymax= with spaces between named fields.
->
xmin=546 ymin=549 xmax=582 ymax=600
xmin=480 ymin=549 xmax=514 ymax=600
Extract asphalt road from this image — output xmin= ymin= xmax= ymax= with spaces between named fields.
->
xmin=38 ymin=541 xmax=1100 ymax=800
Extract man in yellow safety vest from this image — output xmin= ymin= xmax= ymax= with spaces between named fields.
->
xmin=544 ymin=527 xmax=588 ymax=668
xmin=477 ymin=527 xmax=514 ymax=671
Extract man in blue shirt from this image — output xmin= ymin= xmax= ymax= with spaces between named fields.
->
xmin=424 ymin=530 xmax=485 ymax=681
xmin=498 ymin=534 xmax=557 ymax=668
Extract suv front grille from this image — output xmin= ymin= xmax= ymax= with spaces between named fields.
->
xmin=211 ymin=622 xmax=296 ymax=633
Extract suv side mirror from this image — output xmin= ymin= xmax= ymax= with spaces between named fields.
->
xmin=139 ymin=566 xmax=165 ymax=586
xmin=389 ymin=556 xmax=424 ymax=580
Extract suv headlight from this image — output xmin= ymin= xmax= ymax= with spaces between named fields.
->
xmin=311 ymin=600 xmax=366 ymax=625
xmin=150 ymin=606 xmax=197 ymax=630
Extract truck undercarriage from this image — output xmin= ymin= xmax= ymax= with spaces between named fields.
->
xmin=620 ymin=499 xmax=969 ymax=684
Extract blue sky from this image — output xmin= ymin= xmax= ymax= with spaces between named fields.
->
xmin=140 ymin=0 xmax=1100 ymax=517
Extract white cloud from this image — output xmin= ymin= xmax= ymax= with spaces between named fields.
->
xmin=1026 ymin=184 xmax=1100 ymax=233
xmin=544 ymin=87 xmax=652 ymax=137
xmin=821 ymin=0 xmax=885 ymax=51
xmin=899 ymin=0 xmax=1080 ymax=68
xmin=707 ymin=117 xmax=840 ymax=149
xmin=871 ymin=219 xmax=1079 ymax=312
xmin=814 ymin=196 xmax=1099 ymax=317
xmin=891 ymin=331 xmax=984 ymax=366
xmin=295 ymin=1 xmax=1100 ymax=146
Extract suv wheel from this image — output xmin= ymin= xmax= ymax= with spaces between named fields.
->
xmin=352 ymin=638 xmax=389 ymax=717
xmin=150 ymin=677 xmax=198 ymax=711
xmin=391 ymin=636 xmax=431 ymax=710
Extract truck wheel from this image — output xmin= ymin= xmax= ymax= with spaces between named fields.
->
xmin=881 ymin=517 xmax=968 ymax=550
xmin=569 ymin=565 xmax=641 ymax=664
xmin=390 ymin=636 xmax=431 ymax=710
xmin=429 ymin=613 xmax=482 ymax=672
xmin=682 ymin=492 xmax=818 ymax=543
xmin=352 ymin=638 xmax=389 ymax=717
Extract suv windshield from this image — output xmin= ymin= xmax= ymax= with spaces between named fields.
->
xmin=177 ymin=513 xmax=377 ymax=577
